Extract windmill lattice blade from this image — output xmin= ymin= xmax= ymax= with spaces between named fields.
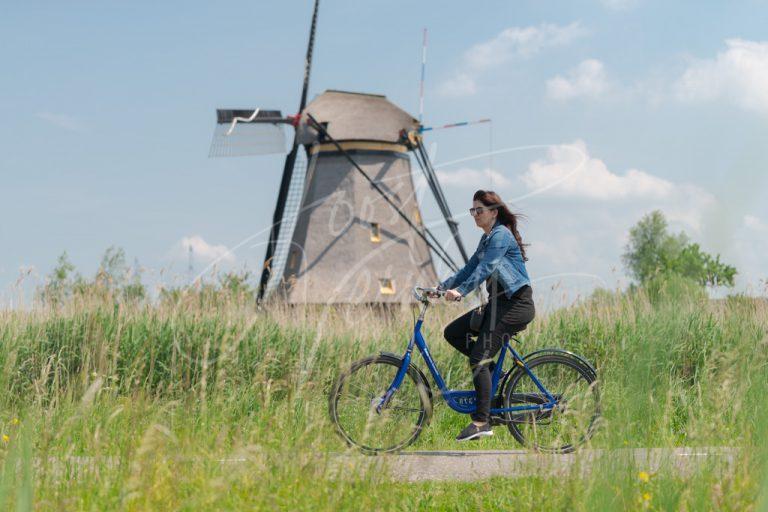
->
xmin=209 ymin=122 xmax=287 ymax=158
xmin=209 ymin=109 xmax=287 ymax=158
xmin=264 ymin=145 xmax=316 ymax=296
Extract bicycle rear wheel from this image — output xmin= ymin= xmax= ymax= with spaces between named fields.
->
xmin=329 ymin=355 xmax=432 ymax=454
xmin=504 ymin=354 xmax=600 ymax=453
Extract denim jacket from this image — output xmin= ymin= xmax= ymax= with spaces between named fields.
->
xmin=438 ymin=220 xmax=530 ymax=298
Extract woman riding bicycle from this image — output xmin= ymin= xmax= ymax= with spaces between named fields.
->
xmin=438 ymin=190 xmax=535 ymax=442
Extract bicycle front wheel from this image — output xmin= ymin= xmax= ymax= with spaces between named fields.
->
xmin=329 ymin=355 xmax=432 ymax=454
xmin=504 ymin=354 xmax=600 ymax=453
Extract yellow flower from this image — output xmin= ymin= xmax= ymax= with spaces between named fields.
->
xmin=2 ymin=434 xmax=9 ymax=443
xmin=642 ymin=492 xmax=652 ymax=501
xmin=638 ymin=471 xmax=651 ymax=483
xmin=11 ymin=418 xmax=19 ymax=426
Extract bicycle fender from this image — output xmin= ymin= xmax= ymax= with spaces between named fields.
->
xmin=378 ymin=351 xmax=433 ymax=403
xmin=523 ymin=348 xmax=597 ymax=380
xmin=496 ymin=348 xmax=597 ymax=406
xmin=497 ymin=368 xmax=516 ymax=400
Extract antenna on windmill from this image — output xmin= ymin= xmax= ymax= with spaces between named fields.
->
xmin=419 ymin=28 xmax=427 ymax=124
xmin=411 ymin=29 xmax=496 ymax=263
xmin=187 ymin=244 xmax=194 ymax=283
xmin=418 ymin=118 xmax=492 ymax=132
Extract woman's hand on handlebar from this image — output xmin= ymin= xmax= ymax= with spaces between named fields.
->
xmin=444 ymin=289 xmax=462 ymax=302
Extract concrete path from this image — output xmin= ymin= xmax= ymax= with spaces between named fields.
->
xmin=28 ymin=447 xmax=738 ymax=483
xmin=330 ymin=447 xmax=737 ymax=482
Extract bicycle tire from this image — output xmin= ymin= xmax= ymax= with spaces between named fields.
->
xmin=503 ymin=354 xmax=600 ymax=453
xmin=329 ymin=355 xmax=432 ymax=454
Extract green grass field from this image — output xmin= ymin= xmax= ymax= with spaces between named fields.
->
xmin=0 ymin=279 xmax=766 ymax=510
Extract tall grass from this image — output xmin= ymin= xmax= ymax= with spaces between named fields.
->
xmin=0 ymin=280 xmax=766 ymax=510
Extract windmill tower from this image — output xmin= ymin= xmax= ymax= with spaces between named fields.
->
xmin=277 ymin=90 xmax=435 ymax=303
xmin=210 ymin=0 xmax=468 ymax=303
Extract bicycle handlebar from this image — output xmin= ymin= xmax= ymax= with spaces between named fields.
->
xmin=413 ymin=286 xmax=462 ymax=303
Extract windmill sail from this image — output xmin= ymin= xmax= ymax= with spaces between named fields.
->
xmin=413 ymin=139 xmax=469 ymax=263
xmin=257 ymin=0 xmax=320 ymax=301
xmin=209 ymin=109 xmax=287 ymax=157
xmin=264 ymin=144 xmax=318 ymax=295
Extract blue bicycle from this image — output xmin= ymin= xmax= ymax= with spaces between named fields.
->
xmin=329 ymin=287 xmax=600 ymax=454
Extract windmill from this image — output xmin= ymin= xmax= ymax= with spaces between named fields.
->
xmin=209 ymin=0 xmax=468 ymax=303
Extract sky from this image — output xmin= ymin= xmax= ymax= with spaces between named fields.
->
xmin=1 ymin=0 xmax=767 ymax=308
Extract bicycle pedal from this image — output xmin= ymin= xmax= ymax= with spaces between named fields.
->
xmin=489 ymin=415 xmax=506 ymax=426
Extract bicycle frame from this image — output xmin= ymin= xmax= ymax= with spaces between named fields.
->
xmin=376 ymin=298 xmax=557 ymax=416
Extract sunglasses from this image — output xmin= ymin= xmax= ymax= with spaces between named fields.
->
xmin=469 ymin=206 xmax=489 ymax=216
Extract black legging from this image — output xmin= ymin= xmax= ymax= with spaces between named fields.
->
xmin=443 ymin=285 xmax=535 ymax=423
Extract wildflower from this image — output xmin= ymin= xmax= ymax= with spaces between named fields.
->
xmin=642 ymin=492 xmax=652 ymax=501
xmin=638 ymin=471 xmax=651 ymax=483
xmin=2 ymin=434 xmax=9 ymax=443
xmin=11 ymin=418 xmax=19 ymax=426
xmin=91 ymin=372 xmax=98 ymax=378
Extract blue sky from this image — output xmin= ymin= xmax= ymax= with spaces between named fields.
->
xmin=2 ymin=1 xmax=767 ymax=307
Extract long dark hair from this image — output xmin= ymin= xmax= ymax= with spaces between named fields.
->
xmin=473 ymin=190 xmax=529 ymax=261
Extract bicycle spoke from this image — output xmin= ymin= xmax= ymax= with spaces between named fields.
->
xmin=387 ymin=406 xmax=422 ymax=413
xmin=506 ymin=356 xmax=599 ymax=452
xmin=345 ymin=381 xmax=379 ymax=399
xmin=331 ymin=358 xmax=429 ymax=453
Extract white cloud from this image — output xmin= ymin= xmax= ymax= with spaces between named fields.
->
xmin=730 ymin=214 xmax=768 ymax=293
xmin=744 ymin=214 xmax=768 ymax=232
xmin=465 ymin=22 xmax=587 ymax=70
xmin=35 ymin=111 xmax=84 ymax=132
xmin=663 ymin=184 xmax=717 ymax=233
xmin=599 ymin=0 xmax=638 ymax=10
xmin=438 ymin=22 xmax=587 ymax=97
xmin=520 ymin=140 xmax=716 ymax=233
xmin=521 ymin=140 xmax=674 ymax=200
xmin=170 ymin=235 xmax=235 ymax=264
xmin=675 ymin=39 xmax=768 ymax=115
xmin=512 ymin=142 xmax=729 ymax=302
xmin=436 ymin=167 xmax=512 ymax=188
xmin=528 ymin=236 xmax=585 ymax=267
xmin=437 ymin=73 xmax=477 ymax=98
xmin=546 ymin=59 xmax=611 ymax=101
xmin=434 ymin=146 xmax=758 ymax=301
xmin=543 ymin=39 xmax=768 ymax=109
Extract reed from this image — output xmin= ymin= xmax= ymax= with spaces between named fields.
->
xmin=0 ymin=282 xmax=765 ymax=510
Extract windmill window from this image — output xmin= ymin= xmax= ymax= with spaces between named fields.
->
xmin=379 ymin=278 xmax=395 ymax=295
xmin=413 ymin=209 xmax=422 ymax=225
xmin=370 ymin=223 xmax=381 ymax=242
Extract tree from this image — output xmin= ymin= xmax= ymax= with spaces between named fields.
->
xmin=668 ymin=243 xmax=736 ymax=287
xmin=95 ymin=246 xmax=128 ymax=290
xmin=39 ymin=246 xmax=149 ymax=306
xmin=622 ymin=210 xmax=736 ymax=287
xmin=218 ymin=270 xmax=255 ymax=299
xmin=622 ymin=211 xmax=687 ymax=283
xmin=39 ymin=251 xmax=79 ymax=304
xmin=122 ymin=258 xmax=146 ymax=303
